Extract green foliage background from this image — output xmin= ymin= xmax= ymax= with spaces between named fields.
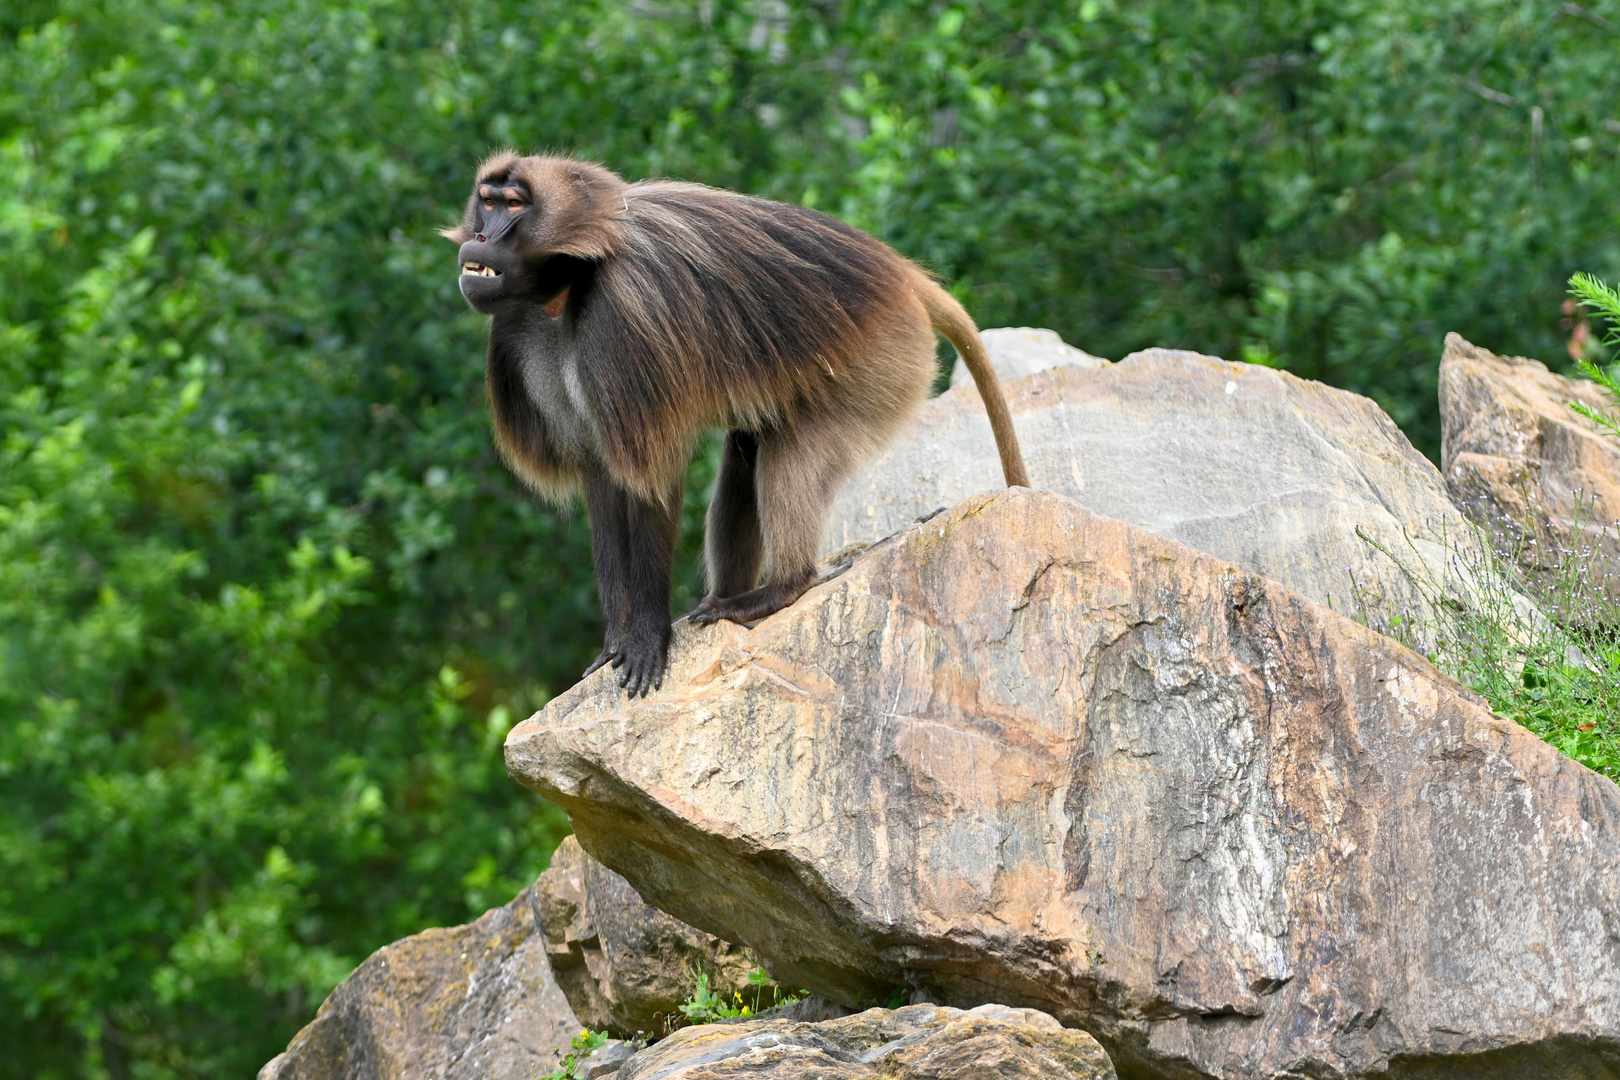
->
xmin=3 ymin=1 xmax=1618 ymax=1076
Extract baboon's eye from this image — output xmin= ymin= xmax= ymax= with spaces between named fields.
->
xmin=483 ymin=199 xmax=496 ymax=210
xmin=507 ymin=199 xmax=523 ymax=210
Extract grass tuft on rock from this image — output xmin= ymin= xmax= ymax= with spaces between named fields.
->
xmin=1354 ymin=513 xmax=1620 ymax=781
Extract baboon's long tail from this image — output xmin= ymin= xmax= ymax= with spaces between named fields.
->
xmin=915 ymin=275 xmax=1030 ymax=488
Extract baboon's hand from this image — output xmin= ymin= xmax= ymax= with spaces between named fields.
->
xmin=611 ymin=624 xmax=670 ymax=698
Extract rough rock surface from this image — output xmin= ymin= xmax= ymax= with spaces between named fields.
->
xmin=1440 ymin=332 xmax=1620 ymax=590
xmin=258 ymin=883 xmax=581 ymax=1080
xmin=537 ymin=834 xmax=762 ymax=1038
xmin=508 ymin=489 xmax=1620 ymax=1080
xmin=826 ymin=341 xmax=1470 ymax=626
xmin=948 ymin=325 xmax=1108 ymax=388
xmin=612 ymin=1003 xmax=1116 ymax=1080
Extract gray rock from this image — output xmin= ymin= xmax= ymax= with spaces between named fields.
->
xmin=1440 ymin=331 xmax=1620 ymax=603
xmin=827 ymin=339 xmax=1472 ymax=630
xmin=536 ymin=834 xmax=768 ymax=1038
xmin=616 ymin=1002 xmax=1116 ymax=1079
xmin=581 ymin=1038 xmax=639 ymax=1078
xmin=508 ymin=489 xmax=1620 ymax=1080
xmin=257 ymin=882 xmax=582 ymax=1080
xmin=948 ymin=326 xmax=1108 ymax=388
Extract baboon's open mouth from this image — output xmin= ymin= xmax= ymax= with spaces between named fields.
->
xmin=461 ymin=262 xmax=500 ymax=277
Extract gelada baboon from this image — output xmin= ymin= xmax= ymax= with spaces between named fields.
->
xmin=446 ymin=153 xmax=1028 ymax=696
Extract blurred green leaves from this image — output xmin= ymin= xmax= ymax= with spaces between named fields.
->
xmin=4 ymin=0 xmax=1619 ymax=1076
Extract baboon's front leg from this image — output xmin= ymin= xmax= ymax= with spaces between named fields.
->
xmin=583 ymin=472 xmax=631 ymax=678
xmin=612 ymin=488 xmax=679 ymax=697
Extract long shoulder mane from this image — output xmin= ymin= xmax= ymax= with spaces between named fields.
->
xmin=573 ymin=183 xmax=912 ymax=495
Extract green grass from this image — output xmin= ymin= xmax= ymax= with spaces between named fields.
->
xmin=1353 ymin=514 xmax=1620 ymax=781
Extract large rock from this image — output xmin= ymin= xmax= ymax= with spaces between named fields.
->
xmin=508 ymin=489 xmax=1620 ymax=1080
xmin=1440 ymin=332 xmax=1620 ymax=594
xmin=259 ymin=883 xmax=582 ymax=1080
xmin=825 ymin=340 xmax=1470 ymax=629
xmin=536 ymin=834 xmax=762 ymax=1038
xmin=612 ymin=1003 xmax=1116 ymax=1079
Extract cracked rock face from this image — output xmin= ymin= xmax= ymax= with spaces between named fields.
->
xmin=258 ymin=882 xmax=582 ymax=1080
xmin=825 ymin=340 xmax=1470 ymax=628
xmin=1440 ymin=332 xmax=1620 ymax=598
xmin=614 ymin=1003 xmax=1115 ymax=1079
xmin=507 ymin=490 xmax=1620 ymax=1080
xmin=536 ymin=834 xmax=764 ymax=1038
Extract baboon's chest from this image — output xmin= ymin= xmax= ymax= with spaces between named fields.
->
xmin=504 ymin=308 xmax=602 ymax=462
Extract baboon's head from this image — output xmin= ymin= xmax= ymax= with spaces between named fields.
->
xmin=444 ymin=152 xmax=627 ymax=316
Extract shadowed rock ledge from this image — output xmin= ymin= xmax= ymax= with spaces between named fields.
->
xmin=536 ymin=833 xmax=766 ymax=1038
xmin=506 ymin=488 xmax=1620 ymax=1080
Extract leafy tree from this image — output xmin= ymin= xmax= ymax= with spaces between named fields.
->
xmin=4 ymin=0 xmax=1619 ymax=1076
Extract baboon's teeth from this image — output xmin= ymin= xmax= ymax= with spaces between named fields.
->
xmin=460 ymin=262 xmax=500 ymax=277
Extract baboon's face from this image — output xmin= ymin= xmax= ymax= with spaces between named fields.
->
xmin=449 ymin=157 xmax=599 ymax=316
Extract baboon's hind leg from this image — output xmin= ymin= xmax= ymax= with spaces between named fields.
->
xmin=689 ymin=422 xmax=846 ymax=626
xmin=703 ymin=430 xmax=763 ymax=600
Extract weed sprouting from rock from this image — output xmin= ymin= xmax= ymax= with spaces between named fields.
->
xmin=534 ymin=1029 xmax=609 ymax=1080
xmin=675 ymin=966 xmax=808 ymax=1027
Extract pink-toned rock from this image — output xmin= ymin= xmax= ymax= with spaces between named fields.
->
xmin=1440 ymin=332 xmax=1620 ymax=594
xmin=507 ymin=489 xmax=1620 ymax=1080
xmin=536 ymin=835 xmax=762 ymax=1038
xmin=258 ymin=884 xmax=581 ymax=1080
